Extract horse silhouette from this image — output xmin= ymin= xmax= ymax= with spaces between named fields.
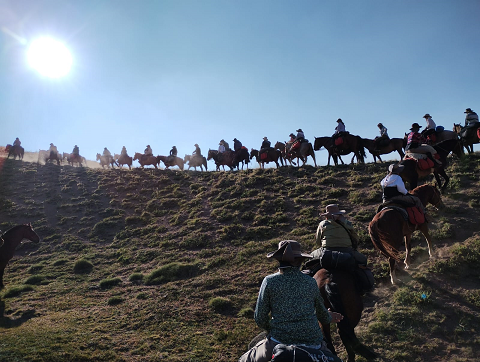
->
xmin=5 ymin=145 xmax=24 ymax=160
xmin=0 ymin=224 xmax=40 ymax=290
xmin=133 ymin=153 xmax=159 ymax=169
xmin=63 ymin=152 xmax=85 ymax=167
xmin=157 ymin=155 xmax=184 ymax=171
xmin=369 ymin=184 xmax=444 ymax=284
xmin=313 ymin=137 xmax=349 ymax=166
xmin=184 ymin=155 xmax=208 ymax=171
xmin=249 ymin=148 xmax=283 ymax=169
xmin=274 ymin=141 xmax=297 ymax=166
xmin=114 ymin=153 xmax=133 ymax=170
xmin=400 ymin=138 xmax=464 ymax=191
xmin=453 ymin=123 xmax=480 ymax=154
xmin=96 ymin=153 xmax=118 ymax=168
xmin=207 ymin=150 xmax=236 ymax=171
xmin=233 ymin=148 xmax=250 ymax=170
xmin=333 ymin=134 xmax=366 ymax=164
xmin=38 ymin=150 xmax=62 ymax=165
xmin=361 ymin=138 xmax=405 ymax=163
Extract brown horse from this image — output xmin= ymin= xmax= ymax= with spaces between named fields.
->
xmin=184 ymin=155 xmax=208 ymax=171
xmin=38 ymin=150 xmax=62 ymax=165
xmin=369 ymin=184 xmax=444 ymax=284
xmin=313 ymin=137 xmax=350 ymax=166
xmin=361 ymin=138 xmax=405 ymax=163
xmin=249 ymin=148 xmax=283 ymax=169
xmin=133 ymin=152 xmax=159 ymax=169
xmin=207 ymin=150 xmax=236 ymax=171
xmin=5 ymin=145 xmax=24 ymax=160
xmin=0 ymin=224 xmax=40 ymax=290
xmin=63 ymin=152 xmax=85 ymax=167
xmin=425 ymin=129 xmax=459 ymax=145
xmin=157 ymin=155 xmax=184 ymax=171
xmin=286 ymin=141 xmax=317 ymax=167
xmin=233 ymin=148 xmax=250 ymax=170
xmin=314 ymin=269 xmax=376 ymax=362
xmin=334 ymin=134 xmax=366 ymax=164
xmin=114 ymin=153 xmax=133 ymax=170
xmin=400 ymin=138 xmax=464 ymax=191
xmin=453 ymin=123 xmax=480 ymax=154
xmin=274 ymin=141 xmax=297 ymax=166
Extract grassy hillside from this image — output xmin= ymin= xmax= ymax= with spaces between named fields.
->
xmin=0 ymin=155 xmax=479 ymax=362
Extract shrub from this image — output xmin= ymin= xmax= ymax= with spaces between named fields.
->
xmin=129 ymin=273 xmax=144 ymax=283
xmin=99 ymin=277 xmax=122 ymax=289
xmin=209 ymin=297 xmax=233 ymax=313
xmin=24 ymin=275 xmax=44 ymax=285
xmin=107 ymin=296 xmax=124 ymax=306
xmin=145 ymin=262 xmax=201 ymax=285
xmin=4 ymin=285 xmax=34 ymax=298
xmin=237 ymin=307 xmax=254 ymax=318
xmin=73 ymin=259 xmax=93 ymax=274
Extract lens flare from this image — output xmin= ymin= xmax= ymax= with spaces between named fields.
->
xmin=27 ymin=37 xmax=73 ymax=78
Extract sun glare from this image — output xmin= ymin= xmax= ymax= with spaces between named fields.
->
xmin=27 ymin=37 xmax=73 ymax=78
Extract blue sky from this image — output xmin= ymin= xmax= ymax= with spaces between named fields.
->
xmin=1 ymin=0 xmax=479 ymax=168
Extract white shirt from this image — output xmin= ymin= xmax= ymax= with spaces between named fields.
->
xmin=380 ymin=174 xmax=408 ymax=195
xmin=218 ymin=144 xmax=225 ymax=153
xmin=425 ymin=117 xmax=436 ymax=130
xmin=335 ymin=122 xmax=345 ymax=134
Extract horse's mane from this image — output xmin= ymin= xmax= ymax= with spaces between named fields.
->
xmin=2 ymin=224 xmax=26 ymax=236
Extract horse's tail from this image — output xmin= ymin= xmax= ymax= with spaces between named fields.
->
xmin=368 ymin=213 xmax=403 ymax=262
xmin=357 ymin=137 xmax=366 ymax=158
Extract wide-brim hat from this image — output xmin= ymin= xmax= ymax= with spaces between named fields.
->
xmin=263 ymin=137 xmax=268 ymax=140
xmin=146 ymin=145 xmax=150 ymax=147
xmin=296 ymin=129 xmax=303 ymax=132
xmin=321 ymin=204 xmax=346 ymax=216
xmin=289 ymin=133 xmax=295 ymax=137
xmin=423 ymin=114 xmax=431 ymax=118
xmin=377 ymin=123 xmax=383 ymax=127
xmin=194 ymin=144 xmax=199 ymax=147
xmin=410 ymin=123 xmax=422 ymax=130
xmin=336 ymin=118 xmax=343 ymax=123
xmin=267 ymin=240 xmax=312 ymax=263
xmin=465 ymin=108 xmax=473 ymax=113
xmin=388 ymin=163 xmax=405 ymax=174
xmin=233 ymin=138 xmax=237 ymax=141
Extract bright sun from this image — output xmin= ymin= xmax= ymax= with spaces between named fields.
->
xmin=27 ymin=37 xmax=73 ymax=78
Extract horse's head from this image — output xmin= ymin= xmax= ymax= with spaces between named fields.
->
xmin=313 ymin=137 xmax=324 ymax=151
xmin=133 ymin=152 xmax=141 ymax=161
xmin=184 ymin=155 xmax=190 ymax=162
xmin=453 ymin=123 xmax=462 ymax=133
xmin=24 ymin=223 xmax=41 ymax=243
xmin=249 ymin=149 xmax=258 ymax=159
xmin=207 ymin=150 xmax=216 ymax=160
xmin=96 ymin=153 xmax=101 ymax=160
xmin=274 ymin=141 xmax=284 ymax=150
xmin=430 ymin=185 xmax=445 ymax=210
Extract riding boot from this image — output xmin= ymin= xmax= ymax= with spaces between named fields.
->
xmin=426 ymin=152 xmax=442 ymax=166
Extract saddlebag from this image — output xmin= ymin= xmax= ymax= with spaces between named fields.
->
xmin=318 ymin=249 xmax=356 ymax=272
xmin=334 ymin=137 xmax=343 ymax=146
xmin=260 ymin=152 xmax=268 ymax=160
xmin=417 ymin=158 xmax=434 ymax=170
xmin=354 ymin=267 xmax=375 ymax=295
xmin=406 ymin=206 xmax=425 ymax=225
xmin=271 ymin=344 xmax=343 ymax=362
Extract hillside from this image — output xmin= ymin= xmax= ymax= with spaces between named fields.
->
xmin=0 ymin=155 xmax=479 ymax=362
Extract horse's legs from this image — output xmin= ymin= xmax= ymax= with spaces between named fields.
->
xmin=389 ymin=257 xmax=397 ymax=284
xmin=404 ymin=234 xmax=412 ymax=270
xmin=0 ymin=267 xmax=5 ymax=290
xmin=435 ymin=169 xmax=449 ymax=191
xmin=419 ymin=224 xmax=435 ymax=258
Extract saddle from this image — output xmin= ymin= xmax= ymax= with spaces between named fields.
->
xmin=271 ymin=344 xmax=342 ymax=362
xmin=377 ymin=204 xmax=425 ymax=225
xmin=404 ymin=153 xmax=435 ymax=170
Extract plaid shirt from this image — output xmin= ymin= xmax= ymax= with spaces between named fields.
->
xmin=254 ymin=267 xmax=332 ymax=346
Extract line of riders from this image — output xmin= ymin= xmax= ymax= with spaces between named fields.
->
xmin=7 ymin=108 xmax=479 ymax=169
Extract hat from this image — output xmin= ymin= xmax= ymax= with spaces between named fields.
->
xmin=388 ymin=163 xmax=404 ymax=174
xmin=377 ymin=123 xmax=383 ymax=127
xmin=263 ymin=137 xmax=268 ymax=140
xmin=321 ymin=204 xmax=346 ymax=217
xmin=296 ymin=129 xmax=303 ymax=132
xmin=194 ymin=143 xmax=199 ymax=147
xmin=50 ymin=143 xmax=53 ymax=145
xmin=337 ymin=118 xmax=343 ymax=123
xmin=465 ymin=108 xmax=473 ymax=113
xmin=289 ymin=133 xmax=295 ymax=137
xmin=410 ymin=123 xmax=422 ymax=130
xmin=233 ymin=138 xmax=237 ymax=141
xmin=423 ymin=114 xmax=431 ymax=119
xmin=267 ymin=240 xmax=312 ymax=263
xmin=147 ymin=145 xmax=150 ymax=147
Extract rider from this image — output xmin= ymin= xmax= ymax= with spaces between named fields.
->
xmin=380 ymin=164 xmax=426 ymax=215
xmin=405 ymin=123 xmax=442 ymax=165
xmin=421 ymin=114 xmax=437 ymax=139
xmin=49 ymin=143 xmax=58 ymax=158
xmin=72 ymin=145 xmax=80 ymax=156
xmin=296 ymin=128 xmax=305 ymax=142
xmin=259 ymin=137 xmax=271 ymax=158
xmin=238 ymin=240 xmax=343 ymax=362
xmin=144 ymin=145 xmax=153 ymax=156
xmin=103 ymin=147 xmax=113 ymax=162
xmin=193 ymin=143 xmax=202 ymax=158
xmin=463 ymin=108 xmax=479 ymax=139
xmin=221 ymin=139 xmax=231 ymax=152
xmin=170 ymin=146 xmax=178 ymax=157
xmin=233 ymin=138 xmax=243 ymax=152
xmin=218 ymin=141 xmax=226 ymax=162
xmin=13 ymin=137 xmax=21 ymax=147
xmin=374 ymin=123 xmax=389 ymax=149
xmin=120 ymin=146 xmax=128 ymax=156
xmin=334 ymin=119 xmax=346 ymax=135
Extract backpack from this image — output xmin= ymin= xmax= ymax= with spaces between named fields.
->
xmin=406 ymin=206 xmax=425 ymax=225
xmin=271 ymin=344 xmax=343 ymax=362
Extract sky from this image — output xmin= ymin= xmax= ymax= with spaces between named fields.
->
xmin=1 ymin=0 xmax=479 ymax=168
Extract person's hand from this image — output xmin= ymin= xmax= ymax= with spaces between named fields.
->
xmin=328 ymin=308 xmax=343 ymax=323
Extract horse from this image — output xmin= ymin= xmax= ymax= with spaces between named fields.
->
xmin=0 ymin=224 xmax=41 ymax=290
xmin=274 ymin=141 xmax=297 ymax=166
xmin=400 ymin=138 xmax=464 ymax=191
xmin=284 ymin=141 xmax=317 ymax=167
xmin=249 ymin=148 xmax=283 ymax=169
xmin=369 ymin=184 xmax=444 ymax=284
xmin=207 ymin=150 xmax=236 ymax=171
xmin=313 ymin=137 xmax=349 ymax=166
xmin=361 ymin=138 xmax=405 ymax=163
xmin=184 ymin=155 xmax=208 ymax=171
xmin=96 ymin=153 xmax=118 ymax=168
xmin=425 ymin=129 xmax=459 ymax=145
xmin=5 ymin=144 xmax=24 ymax=160
xmin=333 ymin=134 xmax=366 ymax=164
xmin=314 ymin=269 xmax=376 ymax=362
xmin=114 ymin=153 xmax=133 ymax=170
xmin=453 ymin=123 xmax=480 ymax=154
xmin=39 ymin=150 xmax=62 ymax=165
xmin=63 ymin=152 xmax=85 ymax=167
xmin=233 ymin=148 xmax=250 ymax=170
xmin=133 ymin=152 xmax=159 ymax=169
xmin=157 ymin=155 xmax=184 ymax=171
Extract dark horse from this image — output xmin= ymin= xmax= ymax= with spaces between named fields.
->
xmin=234 ymin=148 xmax=250 ymax=170
xmin=314 ymin=137 xmax=352 ymax=166
xmin=369 ymin=184 xmax=444 ymax=284
xmin=400 ymin=138 xmax=464 ymax=191
xmin=361 ymin=138 xmax=405 ymax=163
xmin=453 ymin=123 xmax=480 ymax=154
xmin=249 ymin=148 xmax=284 ymax=169
xmin=207 ymin=150 xmax=236 ymax=171
xmin=5 ymin=144 xmax=24 ymax=160
xmin=334 ymin=134 xmax=366 ymax=164
xmin=314 ymin=269 xmax=376 ymax=362
xmin=0 ymin=224 xmax=40 ymax=290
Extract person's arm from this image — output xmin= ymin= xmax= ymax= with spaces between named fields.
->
xmin=394 ymin=176 xmax=408 ymax=195
xmin=314 ymin=286 xmax=332 ymax=325
xmin=254 ymin=278 xmax=271 ymax=331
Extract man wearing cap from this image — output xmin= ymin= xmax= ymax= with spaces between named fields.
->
xmin=405 ymin=123 xmax=441 ymax=165
xmin=238 ymin=240 xmax=343 ymax=362
xmin=192 ymin=143 xmax=202 ymax=158
xmin=374 ymin=123 xmax=389 ymax=149
xmin=464 ymin=108 xmax=479 ymax=127
xmin=422 ymin=114 xmax=437 ymax=139
xmin=380 ymin=164 xmax=426 ymax=215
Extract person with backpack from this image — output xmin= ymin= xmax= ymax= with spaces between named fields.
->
xmin=238 ymin=240 xmax=343 ymax=362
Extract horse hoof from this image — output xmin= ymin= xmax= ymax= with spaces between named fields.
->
xmin=353 ymin=343 xmax=377 ymax=360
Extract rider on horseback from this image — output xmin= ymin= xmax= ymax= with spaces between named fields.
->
xmin=374 ymin=123 xmax=389 ymax=149
xmin=332 ymin=119 xmax=347 ymax=150
xmin=145 ymin=145 xmax=153 ymax=156
xmin=193 ymin=143 xmax=202 ymax=158
xmin=49 ymin=143 xmax=58 ymax=158
xmin=13 ymin=138 xmax=21 ymax=147
xmin=380 ymin=164 xmax=426 ymax=216
xmin=121 ymin=146 xmax=128 ymax=156
xmin=238 ymin=240 xmax=343 ymax=362
xmin=421 ymin=114 xmax=437 ymax=141
xmin=405 ymin=123 xmax=442 ymax=165
xmin=103 ymin=147 xmax=113 ymax=163
xmin=463 ymin=108 xmax=479 ymax=139
xmin=72 ymin=145 xmax=80 ymax=156
xmin=169 ymin=146 xmax=178 ymax=162
xmin=259 ymin=137 xmax=271 ymax=159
